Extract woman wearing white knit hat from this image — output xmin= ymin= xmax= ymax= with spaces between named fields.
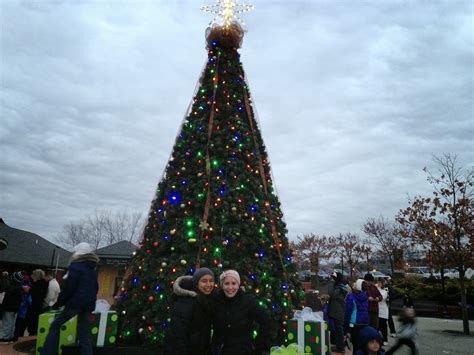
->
xmin=211 ymin=269 xmax=273 ymax=355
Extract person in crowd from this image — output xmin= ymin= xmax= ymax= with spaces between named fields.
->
xmin=328 ymin=271 xmax=349 ymax=353
xmin=43 ymin=269 xmax=61 ymax=309
xmin=40 ymin=242 xmax=99 ymax=355
xmin=364 ymin=273 xmax=382 ymax=329
xmin=383 ymin=278 xmax=397 ymax=337
xmin=13 ymin=279 xmax=32 ymax=342
xmin=355 ymin=326 xmax=385 ymax=355
xmin=402 ymin=291 xmax=414 ymax=309
xmin=0 ymin=271 xmax=23 ymax=344
xmin=163 ymin=267 xmax=216 ymax=355
xmin=26 ymin=269 xmax=48 ymax=335
xmin=211 ymin=269 xmax=272 ymax=355
xmin=0 ymin=271 xmax=9 ymax=318
xmin=344 ymin=279 xmax=369 ymax=354
xmin=376 ymin=279 xmax=389 ymax=345
xmin=385 ymin=308 xmax=418 ymax=355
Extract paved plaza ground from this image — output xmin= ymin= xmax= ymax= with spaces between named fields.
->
xmin=1 ymin=317 xmax=473 ymax=354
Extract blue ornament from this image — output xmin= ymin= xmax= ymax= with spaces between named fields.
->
xmin=168 ymin=192 xmax=180 ymax=204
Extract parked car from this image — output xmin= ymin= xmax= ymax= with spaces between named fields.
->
xmin=298 ymin=270 xmax=311 ymax=281
xmin=405 ymin=266 xmax=433 ymax=279
xmin=370 ymin=271 xmax=390 ymax=280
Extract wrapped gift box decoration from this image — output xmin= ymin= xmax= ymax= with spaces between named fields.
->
xmin=36 ymin=311 xmax=77 ymax=355
xmin=286 ymin=308 xmax=329 ymax=355
xmin=88 ymin=311 xmax=118 ymax=346
xmin=35 ymin=310 xmax=118 ymax=354
xmin=270 ymin=343 xmax=312 ymax=354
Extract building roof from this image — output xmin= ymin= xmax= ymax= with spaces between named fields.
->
xmin=96 ymin=240 xmax=136 ymax=259
xmin=0 ymin=219 xmax=72 ymax=269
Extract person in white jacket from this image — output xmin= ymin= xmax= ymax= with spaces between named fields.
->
xmin=376 ymin=279 xmax=389 ymax=345
xmin=43 ymin=270 xmax=60 ymax=309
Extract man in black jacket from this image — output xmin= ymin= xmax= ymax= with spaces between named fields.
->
xmin=0 ymin=271 xmax=23 ymax=344
xmin=328 ymin=272 xmax=349 ymax=353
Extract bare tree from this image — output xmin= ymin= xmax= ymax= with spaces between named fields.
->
xmin=397 ymin=154 xmax=473 ymax=335
xmin=294 ymin=234 xmax=336 ymax=289
xmin=363 ymin=216 xmax=407 ymax=275
xmin=56 ymin=210 xmax=144 ymax=250
xmin=336 ymin=233 xmax=366 ymax=279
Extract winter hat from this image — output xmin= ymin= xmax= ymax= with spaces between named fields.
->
xmin=358 ymin=326 xmax=383 ymax=351
xmin=354 ymin=279 xmax=365 ymax=291
xmin=219 ymin=269 xmax=241 ymax=286
xmin=192 ymin=267 xmax=215 ymax=286
xmin=73 ymin=242 xmax=94 ymax=256
xmin=332 ymin=271 xmax=343 ymax=284
xmin=364 ymin=273 xmax=374 ymax=282
xmin=12 ymin=271 xmax=24 ymax=283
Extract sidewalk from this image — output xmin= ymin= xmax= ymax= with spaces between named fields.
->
xmin=331 ymin=317 xmax=474 ymax=355
xmin=0 ymin=336 xmax=36 ymax=355
xmin=1 ymin=318 xmax=473 ymax=354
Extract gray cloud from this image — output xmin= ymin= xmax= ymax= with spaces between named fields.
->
xmin=1 ymin=0 xmax=472 ymax=243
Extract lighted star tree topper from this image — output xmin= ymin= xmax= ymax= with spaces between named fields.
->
xmin=201 ymin=0 xmax=254 ymax=29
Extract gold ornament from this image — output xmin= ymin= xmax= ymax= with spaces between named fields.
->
xmin=199 ymin=220 xmax=209 ymax=230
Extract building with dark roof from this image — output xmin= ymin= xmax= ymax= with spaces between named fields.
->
xmin=96 ymin=240 xmax=136 ymax=304
xmin=0 ymin=218 xmax=72 ymax=272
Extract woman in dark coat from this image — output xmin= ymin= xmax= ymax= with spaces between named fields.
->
xmin=211 ymin=270 xmax=272 ymax=355
xmin=163 ymin=267 xmax=215 ymax=355
xmin=40 ymin=242 xmax=99 ymax=355
xmin=26 ymin=269 xmax=48 ymax=336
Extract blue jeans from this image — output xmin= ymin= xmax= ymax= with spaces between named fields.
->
xmin=40 ymin=308 xmax=93 ymax=355
xmin=1 ymin=311 xmax=17 ymax=339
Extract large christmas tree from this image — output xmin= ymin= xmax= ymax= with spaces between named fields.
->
xmin=119 ymin=3 xmax=302 ymax=347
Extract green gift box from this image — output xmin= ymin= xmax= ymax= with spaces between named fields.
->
xmin=87 ymin=311 xmax=118 ymax=346
xmin=35 ymin=310 xmax=118 ymax=354
xmin=36 ymin=311 xmax=77 ymax=355
xmin=286 ymin=318 xmax=329 ymax=355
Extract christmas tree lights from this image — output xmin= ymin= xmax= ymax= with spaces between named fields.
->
xmin=118 ymin=4 xmax=303 ymax=348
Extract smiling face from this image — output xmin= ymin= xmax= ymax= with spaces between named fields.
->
xmin=222 ymin=276 xmax=239 ymax=298
xmin=197 ymin=274 xmax=215 ymax=295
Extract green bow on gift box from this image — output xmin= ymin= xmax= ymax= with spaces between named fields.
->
xmin=270 ymin=343 xmax=312 ymax=355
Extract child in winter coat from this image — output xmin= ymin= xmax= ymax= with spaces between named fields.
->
xmin=13 ymin=283 xmax=32 ymax=341
xmin=344 ymin=279 xmax=369 ymax=354
xmin=355 ymin=326 xmax=385 ymax=355
xmin=386 ymin=308 xmax=418 ymax=355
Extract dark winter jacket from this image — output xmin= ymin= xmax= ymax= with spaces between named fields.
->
xmin=163 ymin=275 xmax=214 ymax=355
xmin=211 ymin=289 xmax=273 ymax=355
xmin=354 ymin=326 xmax=385 ymax=355
xmin=328 ymin=281 xmax=348 ymax=321
xmin=30 ymin=279 xmax=49 ymax=313
xmin=366 ymin=284 xmax=382 ymax=314
xmin=2 ymin=281 xmax=22 ymax=312
xmin=345 ymin=291 xmax=369 ymax=328
xmin=56 ymin=253 xmax=99 ymax=312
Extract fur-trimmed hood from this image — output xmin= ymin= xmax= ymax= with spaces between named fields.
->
xmin=70 ymin=253 xmax=99 ymax=265
xmin=173 ymin=275 xmax=197 ymax=297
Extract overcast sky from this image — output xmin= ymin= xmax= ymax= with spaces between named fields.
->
xmin=1 ymin=0 xmax=472 ymax=246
